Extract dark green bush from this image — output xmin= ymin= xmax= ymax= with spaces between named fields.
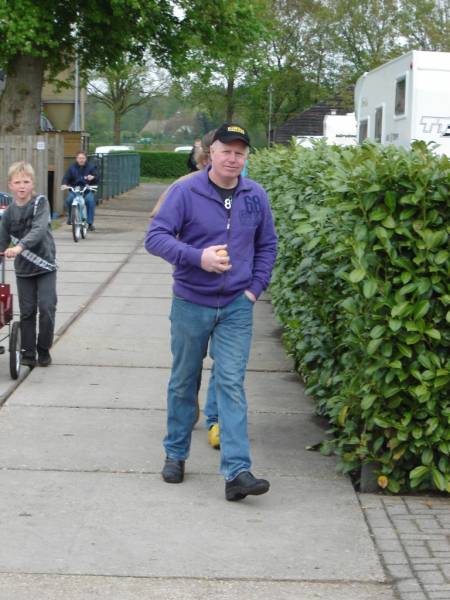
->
xmin=250 ymin=141 xmax=450 ymax=493
xmin=139 ymin=151 xmax=189 ymax=178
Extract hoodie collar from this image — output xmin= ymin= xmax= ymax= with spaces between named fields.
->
xmin=191 ymin=166 xmax=252 ymax=200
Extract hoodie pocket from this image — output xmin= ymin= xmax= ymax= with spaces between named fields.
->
xmin=233 ymin=196 xmax=262 ymax=259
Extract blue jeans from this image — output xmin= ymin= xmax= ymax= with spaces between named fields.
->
xmin=166 ymin=294 xmax=254 ymax=481
xmin=65 ymin=191 xmax=95 ymax=225
xmin=204 ymin=363 xmax=218 ymax=429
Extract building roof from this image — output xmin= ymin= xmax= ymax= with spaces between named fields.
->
xmin=141 ymin=119 xmax=168 ymax=135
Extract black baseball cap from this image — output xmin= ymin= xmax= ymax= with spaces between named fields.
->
xmin=212 ymin=123 xmax=250 ymax=146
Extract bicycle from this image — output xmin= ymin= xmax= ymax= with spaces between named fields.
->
xmin=62 ymin=185 xmax=97 ymax=243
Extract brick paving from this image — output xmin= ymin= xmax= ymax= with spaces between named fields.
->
xmin=361 ymin=495 xmax=450 ymax=600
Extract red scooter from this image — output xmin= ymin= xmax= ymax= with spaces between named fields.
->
xmin=0 ymin=193 xmax=22 ymax=379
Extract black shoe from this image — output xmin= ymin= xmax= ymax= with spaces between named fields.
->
xmin=37 ymin=351 xmax=52 ymax=367
xmin=66 ymin=220 xmax=71 ymax=225
xmin=21 ymin=355 xmax=36 ymax=369
xmin=88 ymin=224 xmax=95 ymax=231
xmin=225 ymin=471 xmax=270 ymax=501
xmin=161 ymin=457 xmax=185 ymax=483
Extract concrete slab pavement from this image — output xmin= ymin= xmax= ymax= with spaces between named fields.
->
xmin=0 ymin=184 xmax=398 ymax=599
xmin=0 ymin=574 xmax=396 ymax=600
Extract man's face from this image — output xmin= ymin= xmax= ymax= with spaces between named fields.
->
xmin=209 ymin=140 xmax=248 ymax=182
xmin=76 ymin=153 xmax=87 ymax=166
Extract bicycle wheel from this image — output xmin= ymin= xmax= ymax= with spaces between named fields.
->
xmin=72 ymin=204 xmax=81 ymax=242
xmin=9 ymin=321 xmax=21 ymax=380
xmin=81 ymin=206 xmax=88 ymax=239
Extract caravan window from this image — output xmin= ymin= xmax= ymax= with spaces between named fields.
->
xmin=358 ymin=119 xmax=368 ymax=143
xmin=395 ymin=77 xmax=406 ymax=116
xmin=374 ymin=107 xmax=383 ymax=142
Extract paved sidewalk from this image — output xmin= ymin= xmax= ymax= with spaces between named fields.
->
xmin=362 ymin=495 xmax=450 ymax=600
xmin=0 ymin=183 xmax=426 ymax=599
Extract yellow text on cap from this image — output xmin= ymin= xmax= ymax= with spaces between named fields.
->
xmin=227 ymin=126 xmax=245 ymax=135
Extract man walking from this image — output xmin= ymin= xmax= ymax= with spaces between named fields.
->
xmin=145 ymin=123 xmax=277 ymax=501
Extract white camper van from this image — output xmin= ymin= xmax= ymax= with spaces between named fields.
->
xmin=354 ymin=50 xmax=450 ymax=156
xmin=295 ymin=112 xmax=357 ymax=147
xmin=323 ymin=113 xmax=357 ymax=146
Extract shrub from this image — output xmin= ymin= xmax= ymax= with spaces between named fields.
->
xmin=139 ymin=151 xmax=189 ymax=178
xmin=250 ymin=141 xmax=450 ymax=493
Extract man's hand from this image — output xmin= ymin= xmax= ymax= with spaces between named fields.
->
xmin=85 ymin=174 xmax=95 ymax=181
xmin=244 ymin=290 xmax=256 ymax=303
xmin=5 ymin=245 xmax=23 ymax=258
xmin=61 ymin=185 xmax=68 ymax=190
xmin=201 ymin=245 xmax=232 ymax=273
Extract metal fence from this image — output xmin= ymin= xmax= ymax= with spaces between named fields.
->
xmin=90 ymin=152 xmax=140 ymax=202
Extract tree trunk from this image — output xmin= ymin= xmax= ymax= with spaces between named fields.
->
xmin=113 ymin=111 xmax=121 ymax=144
xmin=0 ymin=54 xmax=45 ymax=134
xmin=225 ymin=77 xmax=235 ymax=122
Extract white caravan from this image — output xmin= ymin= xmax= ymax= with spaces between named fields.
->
xmin=354 ymin=50 xmax=450 ymax=156
xmin=323 ymin=113 xmax=357 ymax=146
xmin=295 ymin=112 xmax=357 ymax=147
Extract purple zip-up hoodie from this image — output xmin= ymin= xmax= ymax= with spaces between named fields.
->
xmin=145 ymin=167 xmax=277 ymax=308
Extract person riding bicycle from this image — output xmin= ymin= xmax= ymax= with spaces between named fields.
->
xmin=62 ymin=151 xmax=97 ymax=231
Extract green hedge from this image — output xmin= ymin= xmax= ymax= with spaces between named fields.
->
xmin=138 ymin=151 xmax=190 ymax=178
xmin=250 ymin=141 xmax=450 ymax=493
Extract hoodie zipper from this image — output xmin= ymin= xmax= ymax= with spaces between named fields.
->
xmin=217 ymin=196 xmax=233 ymax=307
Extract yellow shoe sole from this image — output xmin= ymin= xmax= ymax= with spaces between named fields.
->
xmin=207 ymin=423 xmax=220 ymax=449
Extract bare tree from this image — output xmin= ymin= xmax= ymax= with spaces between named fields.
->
xmin=88 ymin=59 xmax=170 ymax=144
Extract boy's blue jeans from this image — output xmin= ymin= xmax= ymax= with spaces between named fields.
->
xmin=65 ymin=191 xmax=95 ymax=225
xmin=166 ymin=294 xmax=254 ymax=481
